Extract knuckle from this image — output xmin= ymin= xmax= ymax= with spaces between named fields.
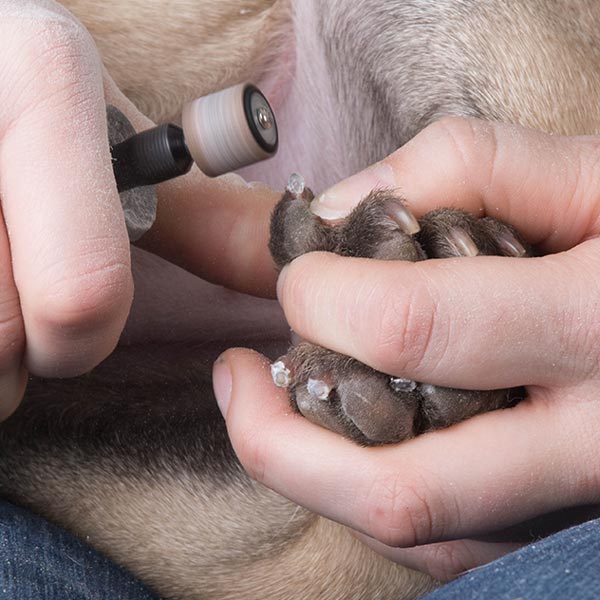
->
xmin=429 ymin=115 xmax=481 ymax=156
xmin=572 ymin=288 xmax=600 ymax=380
xmin=22 ymin=13 xmax=93 ymax=68
xmin=365 ymin=468 xmax=436 ymax=547
xmin=428 ymin=116 xmax=498 ymax=190
xmin=547 ymin=254 xmax=600 ymax=381
xmin=34 ymin=258 xmax=132 ymax=335
xmin=584 ymin=330 xmax=600 ymax=378
xmin=367 ymin=275 xmax=440 ymax=376
xmin=570 ymin=138 xmax=600 ymax=226
xmin=430 ymin=115 xmax=478 ymax=136
xmin=6 ymin=14 xmax=100 ymax=116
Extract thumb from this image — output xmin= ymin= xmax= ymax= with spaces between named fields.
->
xmin=311 ymin=116 xmax=600 ymax=253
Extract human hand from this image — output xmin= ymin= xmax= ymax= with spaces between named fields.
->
xmin=0 ymin=0 xmax=280 ymax=420
xmin=213 ymin=116 xmax=600 ymax=581
xmin=0 ymin=0 xmax=134 ymax=420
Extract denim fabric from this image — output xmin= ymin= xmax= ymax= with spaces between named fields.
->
xmin=0 ymin=500 xmax=158 ymax=600
xmin=423 ymin=517 xmax=600 ymax=600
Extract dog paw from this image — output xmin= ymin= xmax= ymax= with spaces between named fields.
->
xmin=269 ymin=174 xmax=528 ymax=445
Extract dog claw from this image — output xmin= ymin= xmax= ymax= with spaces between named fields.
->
xmin=389 ymin=377 xmax=418 ymax=393
xmin=384 ymin=199 xmax=421 ymax=235
xmin=447 ymin=227 xmax=479 ymax=257
xmin=286 ymin=172 xmax=306 ymax=197
xmin=496 ymin=231 xmax=527 ymax=257
xmin=307 ymin=378 xmax=333 ymax=400
xmin=271 ymin=361 xmax=292 ymax=388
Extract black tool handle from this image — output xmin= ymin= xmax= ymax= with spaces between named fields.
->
xmin=111 ymin=124 xmax=193 ymax=193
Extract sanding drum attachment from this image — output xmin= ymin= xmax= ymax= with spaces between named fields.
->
xmin=182 ymin=83 xmax=278 ymax=177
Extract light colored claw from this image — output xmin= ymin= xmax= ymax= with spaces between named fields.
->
xmin=307 ymin=378 xmax=332 ymax=400
xmin=389 ymin=377 xmax=418 ymax=393
xmin=496 ymin=232 xmax=527 ymax=257
xmin=419 ymin=383 xmax=437 ymax=397
xmin=384 ymin=200 xmax=421 ymax=235
xmin=286 ymin=172 xmax=305 ymax=197
xmin=448 ymin=227 xmax=479 ymax=257
xmin=271 ymin=361 xmax=292 ymax=388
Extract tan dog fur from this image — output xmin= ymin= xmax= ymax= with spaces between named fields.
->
xmin=61 ymin=0 xmax=290 ymax=122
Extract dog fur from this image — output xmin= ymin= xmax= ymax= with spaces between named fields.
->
xmin=2 ymin=1 xmax=600 ymax=598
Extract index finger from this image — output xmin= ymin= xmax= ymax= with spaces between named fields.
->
xmin=141 ymin=172 xmax=280 ymax=298
xmin=311 ymin=117 xmax=600 ymax=252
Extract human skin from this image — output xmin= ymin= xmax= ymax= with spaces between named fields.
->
xmin=213 ymin=116 xmax=600 ymax=581
xmin=0 ymin=0 xmax=279 ymax=420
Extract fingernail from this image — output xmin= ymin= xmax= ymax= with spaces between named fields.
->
xmin=384 ymin=199 xmax=421 ymax=235
xmin=311 ymin=162 xmax=397 ymax=220
xmin=216 ymin=172 xmax=250 ymax=188
xmin=0 ymin=366 xmax=28 ymax=422
xmin=213 ymin=356 xmax=232 ymax=417
xmin=276 ymin=265 xmax=289 ymax=303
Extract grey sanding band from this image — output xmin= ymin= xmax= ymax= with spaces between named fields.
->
xmin=107 ymin=105 xmax=157 ymax=242
xmin=182 ymin=84 xmax=274 ymax=177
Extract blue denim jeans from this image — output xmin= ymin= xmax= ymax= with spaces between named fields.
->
xmin=0 ymin=500 xmax=158 ymax=599
xmin=2 ymin=498 xmax=599 ymax=599
xmin=424 ymin=516 xmax=600 ymax=600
